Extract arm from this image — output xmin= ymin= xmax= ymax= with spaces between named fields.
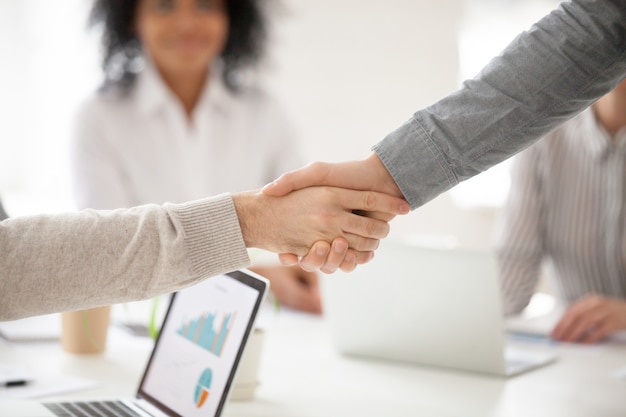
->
xmin=0 ymin=187 xmax=407 ymax=320
xmin=263 ymin=0 xmax=625 ymax=270
xmin=264 ymin=0 xmax=626 ymax=209
xmin=0 ymin=194 xmax=249 ymax=320
xmin=374 ymin=0 xmax=626 ymax=208
xmin=494 ymin=146 xmax=546 ymax=315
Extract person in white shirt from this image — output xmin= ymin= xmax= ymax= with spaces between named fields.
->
xmin=73 ymin=0 xmax=322 ymax=313
xmin=495 ymin=79 xmax=626 ymax=344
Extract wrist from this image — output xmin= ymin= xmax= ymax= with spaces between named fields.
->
xmin=232 ymin=191 xmax=258 ymax=249
xmin=365 ymin=152 xmax=404 ymax=198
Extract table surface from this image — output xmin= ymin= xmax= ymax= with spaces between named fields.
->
xmin=1 ymin=306 xmax=624 ymax=417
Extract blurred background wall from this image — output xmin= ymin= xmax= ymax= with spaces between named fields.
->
xmin=0 ymin=0 xmax=560 ymax=251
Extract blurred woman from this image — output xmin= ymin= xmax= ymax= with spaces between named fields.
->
xmin=73 ymin=0 xmax=322 ymax=313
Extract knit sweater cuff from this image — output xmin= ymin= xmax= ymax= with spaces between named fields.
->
xmin=168 ymin=193 xmax=250 ymax=278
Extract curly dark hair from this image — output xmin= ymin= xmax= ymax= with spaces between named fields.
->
xmin=89 ymin=0 xmax=268 ymax=92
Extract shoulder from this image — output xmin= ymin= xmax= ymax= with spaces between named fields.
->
xmin=75 ymin=85 xmax=134 ymax=123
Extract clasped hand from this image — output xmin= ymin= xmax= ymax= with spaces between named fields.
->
xmin=551 ymin=294 xmax=626 ymax=344
xmin=258 ymin=152 xmax=409 ymax=273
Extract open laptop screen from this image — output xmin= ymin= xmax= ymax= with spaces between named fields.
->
xmin=137 ymin=270 xmax=267 ymax=417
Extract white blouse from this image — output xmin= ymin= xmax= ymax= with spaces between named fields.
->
xmin=72 ymin=63 xmax=305 ymax=210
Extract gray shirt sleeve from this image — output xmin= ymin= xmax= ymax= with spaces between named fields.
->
xmin=0 ymin=193 xmax=250 ymax=320
xmin=374 ymin=0 xmax=626 ymax=209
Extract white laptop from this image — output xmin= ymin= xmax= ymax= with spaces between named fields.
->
xmin=321 ymin=240 xmax=557 ymax=377
xmin=1 ymin=269 xmax=269 ymax=417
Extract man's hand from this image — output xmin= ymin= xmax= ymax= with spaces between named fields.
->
xmin=551 ymin=294 xmax=626 ymax=343
xmin=232 ymin=186 xmax=409 ymax=258
xmin=278 ymin=238 xmax=371 ymax=273
xmin=250 ymin=264 xmax=322 ymax=314
xmin=263 ymin=152 xmax=404 ymax=198
xmin=262 ymin=153 xmax=408 ymax=272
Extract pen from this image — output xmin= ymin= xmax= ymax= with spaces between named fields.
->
xmin=2 ymin=379 xmax=30 ymax=388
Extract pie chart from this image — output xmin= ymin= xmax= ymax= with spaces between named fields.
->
xmin=194 ymin=368 xmax=213 ymax=408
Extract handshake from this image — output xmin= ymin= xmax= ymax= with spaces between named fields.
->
xmin=231 ymin=152 xmax=411 ymax=274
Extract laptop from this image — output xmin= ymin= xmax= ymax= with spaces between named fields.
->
xmin=321 ymin=240 xmax=556 ymax=377
xmin=1 ymin=269 xmax=269 ymax=417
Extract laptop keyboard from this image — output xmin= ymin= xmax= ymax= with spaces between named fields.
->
xmin=43 ymin=401 xmax=144 ymax=417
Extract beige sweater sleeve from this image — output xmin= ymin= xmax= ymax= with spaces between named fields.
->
xmin=0 ymin=193 xmax=250 ymax=320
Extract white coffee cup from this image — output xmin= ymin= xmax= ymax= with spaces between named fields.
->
xmin=230 ymin=327 xmax=265 ymax=401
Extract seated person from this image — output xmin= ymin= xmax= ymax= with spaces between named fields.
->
xmin=495 ymin=79 xmax=626 ymax=344
xmin=73 ymin=0 xmax=320 ymax=313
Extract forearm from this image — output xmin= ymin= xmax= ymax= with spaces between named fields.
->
xmin=375 ymin=0 xmax=626 ymax=209
xmin=0 ymin=194 xmax=250 ymax=320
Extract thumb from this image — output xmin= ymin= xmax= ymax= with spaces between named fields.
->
xmin=262 ymin=175 xmax=293 ymax=196
xmin=278 ymin=253 xmax=299 ymax=266
xmin=262 ymin=162 xmax=330 ymax=196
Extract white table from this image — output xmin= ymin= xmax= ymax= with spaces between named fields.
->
xmin=1 ymin=307 xmax=624 ymax=417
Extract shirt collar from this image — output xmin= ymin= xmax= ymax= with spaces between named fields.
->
xmin=133 ymin=59 xmax=236 ymax=118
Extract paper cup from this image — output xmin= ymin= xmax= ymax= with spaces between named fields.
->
xmin=231 ymin=328 xmax=265 ymax=401
xmin=61 ymin=306 xmax=111 ymax=354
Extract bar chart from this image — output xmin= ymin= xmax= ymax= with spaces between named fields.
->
xmin=177 ymin=311 xmax=236 ymax=357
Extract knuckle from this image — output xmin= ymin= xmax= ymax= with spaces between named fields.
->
xmin=309 ymin=161 xmax=328 ymax=178
xmin=363 ymin=192 xmax=377 ymax=211
xmin=349 ymin=235 xmax=365 ymax=251
xmin=365 ymin=219 xmax=378 ymax=237
xmin=365 ymin=218 xmax=387 ymax=238
xmin=308 ymin=161 xmax=323 ymax=171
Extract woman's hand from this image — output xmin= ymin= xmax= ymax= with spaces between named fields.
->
xmin=551 ymin=294 xmax=626 ymax=343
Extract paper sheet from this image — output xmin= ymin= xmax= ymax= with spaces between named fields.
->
xmin=0 ymin=365 xmax=98 ymax=399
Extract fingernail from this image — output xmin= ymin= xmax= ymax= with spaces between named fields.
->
xmin=317 ymin=244 xmax=328 ymax=256
xmin=400 ymin=203 xmax=410 ymax=214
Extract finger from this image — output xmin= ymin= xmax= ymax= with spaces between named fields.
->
xmin=343 ymin=232 xmax=381 ymax=252
xmin=352 ymin=210 xmax=396 ymax=222
xmin=287 ymin=286 xmax=323 ymax=314
xmin=353 ymin=250 xmax=375 ymax=265
xmin=338 ymin=249 xmax=375 ymax=272
xmin=338 ymin=249 xmax=358 ymax=272
xmin=297 ymin=268 xmax=320 ymax=286
xmin=552 ymin=299 xmax=594 ymax=339
xmin=343 ymin=214 xmax=390 ymax=240
xmin=272 ymin=273 xmax=323 ymax=314
xmin=278 ymin=253 xmax=299 ymax=266
xmin=581 ymin=321 xmax=612 ymax=344
xmin=552 ymin=295 xmax=607 ymax=340
xmin=551 ymin=309 xmax=580 ymax=341
xmin=299 ymin=241 xmax=332 ymax=272
xmin=340 ymin=189 xmax=410 ymax=216
xmin=262 ymin=162 xmax=332 ymax=196
xmin=320 ymin=238 xmax=350 ymax=274
xmin=558 ymin=310 xmax=606 ymax=343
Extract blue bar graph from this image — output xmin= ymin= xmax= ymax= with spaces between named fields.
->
xmin=177 ymin=311 xmax=235 ymax=356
